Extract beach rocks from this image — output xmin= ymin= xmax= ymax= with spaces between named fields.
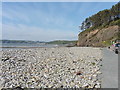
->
xmin=0 ymin=47 xmax=102 ymax=88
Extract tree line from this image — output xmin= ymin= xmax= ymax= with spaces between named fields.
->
xmin=80 ymin=2 xmax=120 ymax=31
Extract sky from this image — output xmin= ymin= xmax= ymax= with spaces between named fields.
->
xmin=2 ymin=2 xmax=118 ymax=41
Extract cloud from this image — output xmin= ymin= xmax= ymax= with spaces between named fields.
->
xmin=2 ymin=5 xmax=30 ymax=23
xmin=0 ymin=22 xmax=2 ymax=40
xmin=2 ymin=24 xmax=77 ymax=41
xmin=2 ymin=3 xmax=79 ymax=41
xmin=2 ymin=2 xmax=76 ymax=30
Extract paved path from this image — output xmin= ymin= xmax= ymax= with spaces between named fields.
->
xmin=101 ymin=48 xmax=118 ymax=88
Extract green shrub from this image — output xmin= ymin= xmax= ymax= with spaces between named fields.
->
xmin=102 ymin=40 xmax=112 ymax=46
xmin=109 ymin=19 xmax=120 ymax=26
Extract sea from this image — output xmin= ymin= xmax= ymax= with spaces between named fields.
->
xmin=0 ymin=42 xmax=66 ymax=50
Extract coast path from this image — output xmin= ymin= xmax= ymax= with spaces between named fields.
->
xmin=101 ymin=48 xmax=118 ymax=88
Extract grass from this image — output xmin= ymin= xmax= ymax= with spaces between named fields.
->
xmin=102 ymin=40 xmax=112 ymax=46
xmin=109 ymin=19 xmax=120 ymax=26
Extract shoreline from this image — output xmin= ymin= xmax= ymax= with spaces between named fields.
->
xmin=0 ymin=47 xmax=46 ymax=49
xmin=0 ymin=46 xmax=103 ymax=48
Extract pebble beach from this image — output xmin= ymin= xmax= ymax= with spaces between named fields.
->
xmin=0 ymin=47 xmax=102 ymax=88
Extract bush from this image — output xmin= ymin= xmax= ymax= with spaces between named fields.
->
xmin=109 ymin=19 xmax=120 ymax=26
xmin=102 ymin=40 xmax=112 ymax=46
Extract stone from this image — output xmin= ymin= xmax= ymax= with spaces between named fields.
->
xmin=76 ymin=71 xmax=82 ymax=75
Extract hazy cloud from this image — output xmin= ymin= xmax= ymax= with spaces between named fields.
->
xmin=2 ymin=2 xmax=116 ymax=41
xmin=2 ymin=24 xmax=77 ymax=41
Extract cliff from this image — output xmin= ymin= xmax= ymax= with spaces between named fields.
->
xmin=78 ymin=25 xmax=119 ymax=47
xmin=78 ymin=2 xmax=120 ymax=47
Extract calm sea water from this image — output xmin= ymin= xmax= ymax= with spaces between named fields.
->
xmin=1 ymin=43 xmax=61 ymax=48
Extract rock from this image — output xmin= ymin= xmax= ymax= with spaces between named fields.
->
xmin=0 ymin=77 xmax=5 ymax=88
xmin=73 ymin=61 xmax=77 ymax=63
xmin=76 ymin=71 xmax=83 ymax=75
xmin=88 ymin=77 xmax=92 ymax=80
xmin=2 ymin=57 xmax=10 ymax=62
xmin=82 ymin=83 xmax=89 ymax=88
xmin=94 ymin=83 xmax=101 ymax=88
xmin=0 ymin=47 xmax=102 ymax=88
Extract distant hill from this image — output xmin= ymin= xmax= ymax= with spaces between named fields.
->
xmin=47 ymin=40 xmax=77 ymax=45
xmin=1 ymin=40 xmax=77 ymax=46
xmin=78 ymin=2 xmax=120 ymax=47
xmin=0 ymin=40 xmax=45 ymax=44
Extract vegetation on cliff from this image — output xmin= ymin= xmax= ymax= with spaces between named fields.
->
xmin=80 ymin=2 xmax=120 ymax=32
xmin=47 ymin=40 xmax=77 ymax=45
xmin=78 ymin=2 xmax=120 ymax=47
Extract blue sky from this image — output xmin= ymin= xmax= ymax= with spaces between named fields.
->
xmin=2 ymin=2 xmax=117 ymax=41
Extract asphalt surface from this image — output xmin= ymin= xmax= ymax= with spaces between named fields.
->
xmin=101 ymin=48 xmax=119 ymax=88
